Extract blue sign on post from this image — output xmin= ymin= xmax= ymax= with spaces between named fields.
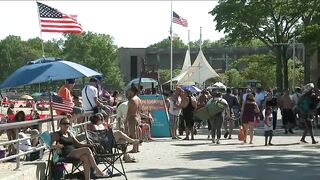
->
xmin=139 ymin=95 xmax=171 ymax=137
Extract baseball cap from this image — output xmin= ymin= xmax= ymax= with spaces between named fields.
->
xmin=89 ymin=77 xmax=99 ymax=82
xmin=94 ymin=75 xmax=103 ymax=81
xmin=66 ymin=79 xmax=75 ymax=84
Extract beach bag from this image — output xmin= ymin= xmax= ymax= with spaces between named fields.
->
xmin=238 ymin=126 xmax=245 ymax=141
xmin=194 ymin=99 xmax=225 ymax=121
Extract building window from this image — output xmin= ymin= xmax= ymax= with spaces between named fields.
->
xmin=130 ymin=56 xmax=138 ymax=79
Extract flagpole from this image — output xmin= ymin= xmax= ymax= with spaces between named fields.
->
xmin=170 ymin=0 xmax=173 ymax=90
xmin=200 ymin=26 xmax=202 ymax=51
xmin=35 ymin=1 xmax=45 ymax=58
xmin=188 ymin=30 xmax=190 ymax=51
xmin=199 ymin=27 xmax=202 ymax=88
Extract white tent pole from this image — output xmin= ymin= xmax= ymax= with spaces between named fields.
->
xmin=170 ymin=0 xmax=173 ymax=90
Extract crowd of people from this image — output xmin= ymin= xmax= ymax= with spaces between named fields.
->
xmin=166 ymin=83 xmax=320 ymax=146
xmin=1 ymin=74 xmax=320 ymax=179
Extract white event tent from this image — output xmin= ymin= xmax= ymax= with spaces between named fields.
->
xmin=177 ymin=49 xmax=219 ymax=85
xmin=168 ymin=49 xmax=194 ymax=85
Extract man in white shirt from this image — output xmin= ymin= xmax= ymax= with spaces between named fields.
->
xmin=242 ymin=88 xmax=252 ymax=104
xmin=168 ymin=88 xmax=182 ymax=139
xmin=82 ymin=77 xmax=105 ymax=112
xmin=255 ymin=87 xmax=266 ymax=121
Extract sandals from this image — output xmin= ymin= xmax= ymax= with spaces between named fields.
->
xmin=124 ymin=158 xmax=137 ymax=163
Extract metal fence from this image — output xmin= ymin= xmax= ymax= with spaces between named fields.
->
xmin=0 ymin=111 xmax=118 ymax=170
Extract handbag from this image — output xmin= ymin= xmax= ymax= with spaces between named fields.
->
xmin=238 ymin=125 xmax=245 ymax=141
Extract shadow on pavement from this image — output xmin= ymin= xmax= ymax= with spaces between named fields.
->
xmin=129 ymin=149 xmax=320 ymax=180
xmin=171 ymin=142 xmax=209 ymax=147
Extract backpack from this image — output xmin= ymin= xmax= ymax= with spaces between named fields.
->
xmin=299 ymin=96 xmax=310 ymax=112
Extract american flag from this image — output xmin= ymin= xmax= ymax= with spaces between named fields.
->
xmin=173 ymin=11 xmax=188 ymax=27
xmin=37 ymin=2 xmax=83 ymax=34
xmin=51 ymin=94 xmax=74 ymax=113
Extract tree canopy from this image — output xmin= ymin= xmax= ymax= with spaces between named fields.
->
xmin=63 ymin=32 xmax=123 ymax=89
xmin=223 ymin=54 xmax=304 ymax=89
xmin=210 ymin=0 xmax=320 ymax=91
xmin=148 ymin=37 xmax=187 ymax=48
xmin=0 ymin=32 xmax=124 ymax=90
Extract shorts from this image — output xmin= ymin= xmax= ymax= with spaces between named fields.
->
xmin=184 ymin=117 xmax=194 ymax=129
xmin=169 ymin=114 xmax=179 ymax=129
xmin=264 ymin=130 xmax=273 ymax=136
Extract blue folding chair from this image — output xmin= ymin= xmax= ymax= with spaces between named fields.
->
xmin=39 ymin=131 xmax=83 ymax=180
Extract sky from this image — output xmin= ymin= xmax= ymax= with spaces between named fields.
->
xmin=0 ymin=1 xmax=225 ymax=48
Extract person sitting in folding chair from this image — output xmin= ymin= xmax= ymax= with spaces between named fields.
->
xmin=87 ymin=113 xmax=141 ymax=163
xmin=51 ymin=117 xmax=107 ymax=180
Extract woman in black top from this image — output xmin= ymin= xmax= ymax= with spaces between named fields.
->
xmin=180 ymin=90 xmax=197 ymax=140
xmin=51 ymin=117 xmax=105 ymax=180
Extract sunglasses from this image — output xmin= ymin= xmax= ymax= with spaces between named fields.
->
xmin=61 ymin=122 xmax=71 ymax=125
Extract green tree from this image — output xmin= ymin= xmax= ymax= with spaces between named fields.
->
xmin=300 ymin=11 xmax=320 ymax=82
xmin=224 ymin=68 xmax=244 ymax=87
xmin=231 ymin=54 xmax=277 ymax=88
xmin=148 ymin=37 xmax=187 ymax=48
xmin=158 ymin=68 xmax=181 ymax=85
xmin=288 ymin=58 xmax=304 ymax=89
xmin=210 ymin=0 xmax=320 ymax=90
xmin=63 ymin=32 xmax=124 ymax=89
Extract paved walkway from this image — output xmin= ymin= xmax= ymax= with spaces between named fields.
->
xmin=111 ymin=127 xmax=320 ymax=180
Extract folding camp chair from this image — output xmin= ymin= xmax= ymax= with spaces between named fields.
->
xmin=39 ymin=131 xmax=83 ymax=180
xmin=86 ymin=129 xmax=128 ymax=180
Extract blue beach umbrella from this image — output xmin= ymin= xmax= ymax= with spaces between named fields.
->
xmin=180 ymin=85 xmax=202 ymax=93
xmin=0 ymin=57 xmax=101 ymax=131
xmin=0 ymin=57 xmax=101 ymax=89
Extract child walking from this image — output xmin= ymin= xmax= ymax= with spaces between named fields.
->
xmin=264 ymin=107 xmax=274 ymax=146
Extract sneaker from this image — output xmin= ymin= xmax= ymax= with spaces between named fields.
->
xmin=288 ymin=129 xmax=294 ymax=134
xmin=224 ymin=132 xmax=229 ymax=139
xmin=300 ymin=139 xmax=308 ymax=143
xmin=312 ymin=141 xmax=318 ymax=144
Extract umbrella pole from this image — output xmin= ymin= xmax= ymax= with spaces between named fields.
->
xmin=48 ymin=80 xmax=55 ymax=132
